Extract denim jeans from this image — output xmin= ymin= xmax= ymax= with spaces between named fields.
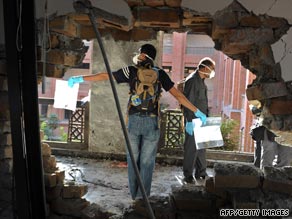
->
xmin=126 ymin=114 xmax=160 ymax=200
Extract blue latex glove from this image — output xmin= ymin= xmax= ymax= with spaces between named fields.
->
xmin=185 ymin=122 xmax=194 ymax=136
xmin=194 ymin=109 xmax=207 ymax=125
xmin=68 ymin=76 xmax=84 ymax=88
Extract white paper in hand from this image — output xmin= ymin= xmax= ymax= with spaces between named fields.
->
xmin=192 ymin=117 xmax=224 ymax=150
xmin=53 ymin=79 xmax=79 ymax=111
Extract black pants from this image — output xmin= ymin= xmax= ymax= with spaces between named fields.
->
xmin=183 ymin=131 xmax=207 ymax=178
xmin=254 ymin=140 xmax=261 ymax=168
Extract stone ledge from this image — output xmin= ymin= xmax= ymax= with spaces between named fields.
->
xmin=51 ymin=147 xmax=254 ymax=167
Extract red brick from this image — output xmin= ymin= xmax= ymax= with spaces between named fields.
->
xmin=246 ymin=82 xmax=288 ymax=100
xmin=62 ymin=183 xmax=88 ymax=199
xmin=133 ymin=7 xmax=180 ymax=28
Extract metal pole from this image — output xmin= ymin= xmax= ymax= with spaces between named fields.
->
xmin=73 ymin=1 xmax=155 ymax=218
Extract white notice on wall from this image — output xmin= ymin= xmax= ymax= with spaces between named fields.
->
xmin=53 ymin=79 xmax=79 ymax=111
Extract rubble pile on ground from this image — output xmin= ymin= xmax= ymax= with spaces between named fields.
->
xmin=125 ymin=163 xmax=292 ymax=219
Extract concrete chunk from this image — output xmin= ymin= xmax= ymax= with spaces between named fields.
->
xmin=171 ymin=185 xmax=216 ymax=211
xmin=263 ymin=166 xmax=292 ymax=195
xmin=214 ymin=162 xmax=262 ymax=189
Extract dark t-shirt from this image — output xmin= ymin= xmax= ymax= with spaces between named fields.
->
xmin=113 ymin=65 xmax=174 ymax=115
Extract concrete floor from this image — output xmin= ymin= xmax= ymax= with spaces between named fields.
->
xmin=55 ymin=155 xmax=214 ymax=216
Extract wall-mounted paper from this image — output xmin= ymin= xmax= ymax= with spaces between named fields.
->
xmin=53 ymin=79 xmax=79 ymax=111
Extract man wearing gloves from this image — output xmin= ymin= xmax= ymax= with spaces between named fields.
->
xmin=68 ymin=44 xmax=206 ymax=200
xmin=67 ymin=44 xmax=207 ymax=200
xmin=182 ymin=57 xmax=215 ymax=183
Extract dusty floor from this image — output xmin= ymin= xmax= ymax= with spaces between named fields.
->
xmin=55 ymin=155 xmax=214 ymax=216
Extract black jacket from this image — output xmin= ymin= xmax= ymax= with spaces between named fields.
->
xmin=182 ymin=71 xmax=208 ymax=122
xmin=250 ymin=126 xmax=277 ymax=141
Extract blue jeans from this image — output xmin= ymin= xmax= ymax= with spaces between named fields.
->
xmin=126 ymin=114 xmax=160 ymax=200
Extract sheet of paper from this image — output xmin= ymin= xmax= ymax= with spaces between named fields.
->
xmin=53 ymin=79 xmax=79 ymax=111
xmin=192 ymin=117 xmax=224 ymax=150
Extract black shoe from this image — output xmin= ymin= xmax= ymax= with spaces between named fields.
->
xmin=183 ymin=176 xmax=195 ymax=183
xmin=195 ymin=175 xmax=209 ymax=180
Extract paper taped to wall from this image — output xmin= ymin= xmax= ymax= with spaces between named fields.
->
xmin=53 ymin=79 xmax=79 ymax=111
xmin=192 ymin=117 xmax=224 ymax=150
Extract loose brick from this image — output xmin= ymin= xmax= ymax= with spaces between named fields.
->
xmin=41 ymin=142 xmax=52 ymax=157
xmin=55 ymin=170 xmax=65 ymax=185
xmin=44 ymin=173 xmax=57 ymax=188
xmin=43 ymin=155 xmax=58 ymax=173
xmin=62 ymin=183 xmax=88 ymax=199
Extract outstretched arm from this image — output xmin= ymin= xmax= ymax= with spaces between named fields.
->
xmin=68 ymin=72 xmax=111 ymax=87
xmin=168 ymin=86 xmax=198 ymax=112
xmin=82 ymin=73 xmax=109 ymax=81
xmin=169 ymin=86 xmax=207 ymax=125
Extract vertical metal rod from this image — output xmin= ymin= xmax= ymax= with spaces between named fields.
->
xmin=4 ymin=0 xmax=47 ymax=218
xmin=21 ymin=0 xmax=47 ymax=217
xmin=81 ymin=1 xmax=155 ymax=218
xmin=3 ymin=0 xmax=32 ymax=218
